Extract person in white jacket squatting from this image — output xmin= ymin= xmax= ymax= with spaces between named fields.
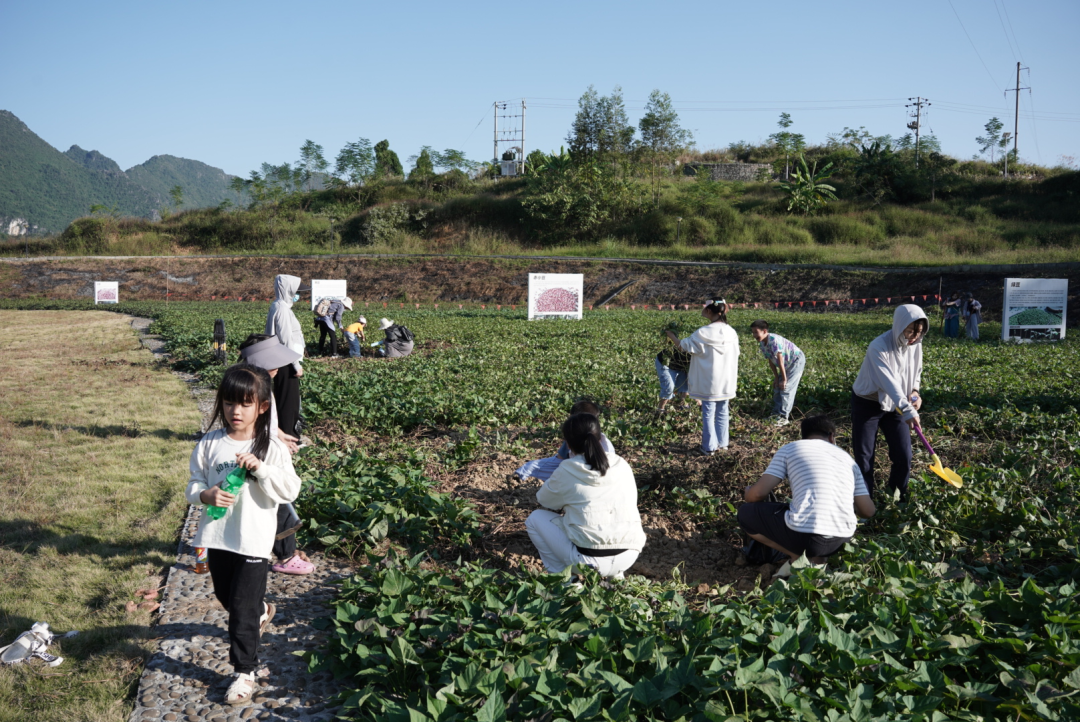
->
xmin=850 ymin=304 xmax=928 ymax=504
xmin=524 ymin=413 xmax=647 ymax=580
xmin=667 ymin=298 xmax=740 ymax=455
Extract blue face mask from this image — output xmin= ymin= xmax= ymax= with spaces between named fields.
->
xmin=291 ymin=294 xmax=300 ymax=303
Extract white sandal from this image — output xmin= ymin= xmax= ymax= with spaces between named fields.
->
xmin=0 ymin=623 xmax=72 ymax=667
xmin=226 ymin=671 xmax=256 ymax=706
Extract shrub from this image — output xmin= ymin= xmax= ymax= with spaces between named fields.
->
xmin=59 ymin=217 xmax=111 ymax=253
xmin=739 ymin=216 xmax=814 ymax=246
xmin=684 ymin=216 xmax=716 ymax=245
xmin=804 ymin=215 xmax=885 ymax=246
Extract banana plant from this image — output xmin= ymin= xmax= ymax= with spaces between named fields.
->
xmin=778 ymin=154 xmax=838 ymax=215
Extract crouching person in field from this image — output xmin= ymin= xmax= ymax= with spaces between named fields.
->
xmin=525 ymin=413 xmax=646 ymax=580
xmin=738 ymin=415 xmax=875 ymax=578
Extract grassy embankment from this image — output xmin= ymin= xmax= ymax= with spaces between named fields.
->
xmin=0 ymin=311 xmax=202 ymax=722
xmin=3 ymin=168 xmax=1078 ymax=267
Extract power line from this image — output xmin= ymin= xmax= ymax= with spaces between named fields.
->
xmin=993 ymin=0 xmax=1020 ymax=62
xmin=947 ymin=0 xmax=1002 ymax=92
xmin=999 ymin=0 xmax=1026 ymax=64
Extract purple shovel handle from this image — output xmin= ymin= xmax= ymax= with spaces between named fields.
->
xmin=914 ymin=425 xmax=935 ymax=456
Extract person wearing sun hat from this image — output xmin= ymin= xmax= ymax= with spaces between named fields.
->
xmin=376 ymin=317 xmax=415 ymax=358
xmin=343 ymin=315 xmax=368 ymax=358
xmin=315 ymin=296 xmax=352 ymax=357
xmin=237 ymin=334 xmax=315 ymax=576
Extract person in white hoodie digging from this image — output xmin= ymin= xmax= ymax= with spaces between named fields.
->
xmin=851 ymin=304 xmax=928 ymax=503
xmin=525 ymin=413 xmax=646 ymax=580
xmin=667 ymin=298 xmax=741 ymax=455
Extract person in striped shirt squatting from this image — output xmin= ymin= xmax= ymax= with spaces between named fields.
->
xmin=737 ymin=415 xmax=876 ymax=578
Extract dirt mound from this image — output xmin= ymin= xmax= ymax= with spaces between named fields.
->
xmin=6 ymin=255 xmax=1075 ymax=321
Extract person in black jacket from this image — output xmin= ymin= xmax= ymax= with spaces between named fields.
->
xmin=376 ymin=318 xmax=415 ymax=358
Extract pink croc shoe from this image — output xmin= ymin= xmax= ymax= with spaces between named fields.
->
xmin=271 ymin=554 xmax=314 ymax=575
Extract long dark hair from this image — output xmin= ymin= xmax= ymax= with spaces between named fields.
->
xmin=561 ymin=413 xmax=610 ymax=476
xmin=210 ymin=364 xmax=273 ymax=461
xmin=704 ymin=298 xmax=728 ymax=323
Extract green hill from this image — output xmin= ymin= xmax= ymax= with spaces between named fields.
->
xmin=0 ymin=110 xmax=234 ymax=235
xmin=125 ymin=154 xmax=236 ymax=213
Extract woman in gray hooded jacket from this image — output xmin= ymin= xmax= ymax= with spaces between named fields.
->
xmin=264 ymin=275 xmax=306 ymax=438
xmin=850 ymin=304 xmax=928 ymax=503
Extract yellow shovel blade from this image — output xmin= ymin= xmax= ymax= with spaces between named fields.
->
xmin=930 ymin=454 xmax=963 ymax=488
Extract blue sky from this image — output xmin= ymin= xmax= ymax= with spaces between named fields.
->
xmin=3 ymin=0 xmax=1078 ymax=176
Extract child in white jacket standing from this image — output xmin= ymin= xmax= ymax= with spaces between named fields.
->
xmin=525 ymin=414 xmax=646 ymax=580
xmin=668 ymin=298 xmax=740 ymax=454
xmin=186 ymin=364 xmax=301 ymax=706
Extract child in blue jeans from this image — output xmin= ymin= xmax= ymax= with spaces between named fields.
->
xmin=515 ymin=400 xmax=614 ymax=481
xmin=749 ymin=320 xmax=806 ymax=426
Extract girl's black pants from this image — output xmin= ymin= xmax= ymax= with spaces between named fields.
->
xmin=207 ymin=548 xmax=268 ymax=673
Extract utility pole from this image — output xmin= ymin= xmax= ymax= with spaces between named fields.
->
xmin=493 ymin=102 xmax=498 ymax=165
xmin=906 ymin=97 xmax=929 ymax=167
xmin=1005 ymin=62 xmax=1030 ymax=170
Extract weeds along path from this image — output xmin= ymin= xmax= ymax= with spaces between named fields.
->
xmin=124 ymin=318 xmax=353 ymax=722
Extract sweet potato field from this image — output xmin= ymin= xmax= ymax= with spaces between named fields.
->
xmin=3 ymin=299 xmax=1078 ymax=721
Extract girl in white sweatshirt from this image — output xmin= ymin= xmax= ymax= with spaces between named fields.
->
xmin=185 ymin=364 xmax=301 ymax=706
xmin=525 ymin=413 xmax=646 ymax=580
xmin=667 ymin=298 xmax=740 ymax=454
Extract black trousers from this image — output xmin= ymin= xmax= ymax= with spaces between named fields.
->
xmin=737 ymin=502 xmax=849 ymax=558
xmin=207 ymin=548 xmax=268 ymax=673
xmin=272 ymin=365 xmax=301 ymax=439
xmin=272 ymin=503 xmax=297 ymax=561
xmin=851 ymin=392 xmax=912 ymax=501
xmin=317 ymin=321 xmax=337 ymax=357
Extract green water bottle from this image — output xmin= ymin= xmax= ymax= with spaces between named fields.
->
xmin=206 ymin=466 xmax=246 ymax=520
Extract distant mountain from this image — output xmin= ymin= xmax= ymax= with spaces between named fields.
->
xmin=126 ymin=154 xmax=235 ymax=213
xmin=0 ymin=110 xmax=235 ymax=235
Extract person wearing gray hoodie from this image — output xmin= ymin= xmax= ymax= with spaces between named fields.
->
xmin=850 ymin=304 xmax=928 ymax=503
xmin=264 ymin=275 xmax=306 ymax=439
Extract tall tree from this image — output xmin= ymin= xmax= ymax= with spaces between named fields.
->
xmin=566 ymin=85 xmax=634 ymax=162
xmin=298 ymin=140 xmax=328 ymax=192
xmin=769 ymin=113 xmax=797 ymax=179
xmin=169 ymin=185 xmax=184 ymax=211
xmin=637 ymin=89 xmax=692 ymax=206
xmin=334 ymin=138 xmax=375 ymax=201
xmin=374 ymin=140 xmax=404 ymax=177
xmin=433 ymin=149 xmax=478 ymax=174
xmin=976 ymin=117 xmax=1004 ymax=163
xmin=408 ymin=147 xmax=435 ymax=185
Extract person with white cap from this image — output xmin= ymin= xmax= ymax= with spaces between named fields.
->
xmin=343 ymin=315 xmax=368 ymax=358
xmin=314 ymin=297 xmax=352 ymax=357
xmin=376 ymin=317 xmax=414 ymax=358
xmin=238 ymin=334 xmax=315 ymax=576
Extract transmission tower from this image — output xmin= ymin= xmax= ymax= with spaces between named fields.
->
xmin=1004 ymin=62 xmax=1030 ymax=178
xmin=493 ymin=99 xmax=526 ymax=176
xmin=905 ymin=97 xmax=930 ymax=167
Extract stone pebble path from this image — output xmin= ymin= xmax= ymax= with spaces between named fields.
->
xmin=126 ymin=318 xmax=352 ymax=722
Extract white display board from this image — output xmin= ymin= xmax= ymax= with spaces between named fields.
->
xmin=94 ymin=281 xmax=119 ymax=304
xmin=1002 ymin=278 xmax=1068 ymax=341
xmin=528 ymin=273 xmax=584 ymax=320
xmin=311 ymin=279 xmax=348 ymax=310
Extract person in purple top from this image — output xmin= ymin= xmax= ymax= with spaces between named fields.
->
xmin=749 ymin=320 xmax=806 ymax=426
